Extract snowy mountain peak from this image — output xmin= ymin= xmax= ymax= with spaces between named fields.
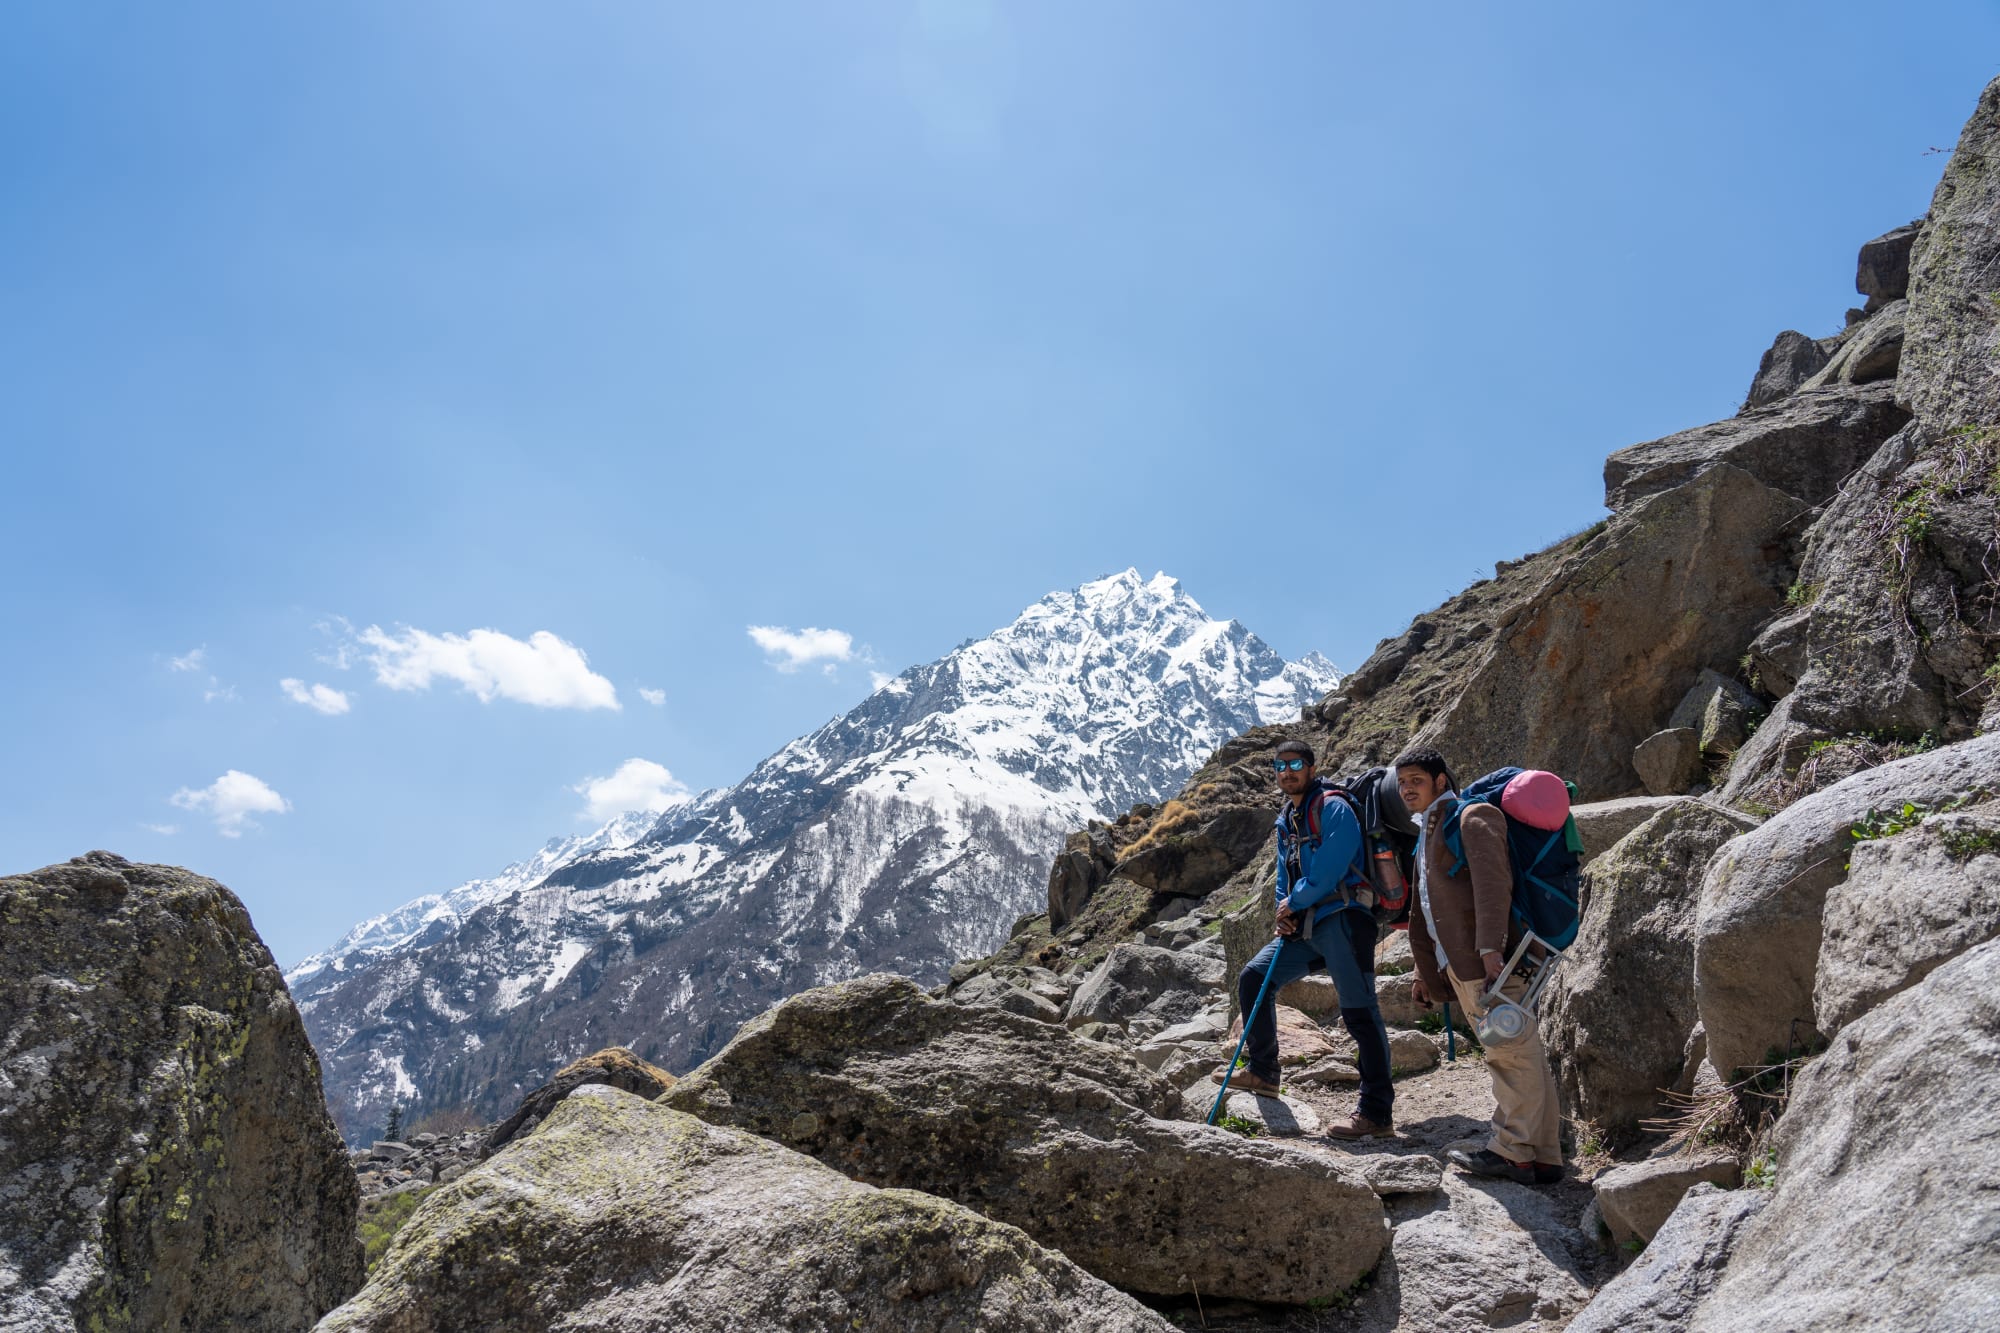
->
xmin=294 ymin=571 xmax=1339 ymax=1141
xmin=284 ymin=805 xmax=677 ymax=986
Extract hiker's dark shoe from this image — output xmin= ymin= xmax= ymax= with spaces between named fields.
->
xmin=1448 ymin=1147 xmax=1536 ymax=1184
xmin=1323 ymin=1114 xmax=1396 ymax=1141
xmin=1209 ymin=1067 xmax=1283 ymax=1096
xmin=1533 ymin=1162 xmax=1565 ymax=1185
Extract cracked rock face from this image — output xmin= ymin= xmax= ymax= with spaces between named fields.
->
xmin=320 ymin=1085 xmax=1174 ymax=1333
xmin=0 ymin=853 xmax=362 ymax=1332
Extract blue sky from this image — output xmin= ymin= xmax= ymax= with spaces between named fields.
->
xmin=4 ymin=3 xmax=1994 ymax=965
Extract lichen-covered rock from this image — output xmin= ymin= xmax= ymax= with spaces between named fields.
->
xmin=1697 ymin=734 xmax=2000 ymax=1078
xmin=1741 ymin=329 xmax=1830 ymax=409
xmin=1603 ymin=382 xmax=1907 ymax=511
xmin=1901 ymin=76 xmax=2000 ymax=434
xmin=1544 ymin=801 xmax=1757 ymax=1132
xmin=1814 ymin=798 xmax=2000 ymax=1035
xmin=481 ymin=1045 xmax=675 ymax=1155
xmin=1721 ymin=417 xmax=1999 ymax=811
xmin=321 ymin=1085 xmax=1173 ymax=1333
xmin=0 ymin=853 xmax=362 ymax=1332
xmin=1571 ymin=796 xmax=1689 ymax=863
xmin=1065 ymin=941 xmax=1224 ymax=1029
xmin=661 ymin=974 xmax=1388 ymax=1303
xmin=1799 ymin=299 xmax=1905 ymax=387
xmin=1682 ymin=939 xmax=2000 ymax=1331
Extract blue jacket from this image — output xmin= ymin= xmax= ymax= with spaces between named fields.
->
xmin=1275 ymin=782 xmax=1368 ymax=922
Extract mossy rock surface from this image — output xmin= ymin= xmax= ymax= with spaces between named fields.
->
xmin=321 ymin=1084 xmax=1173 ymax=1333
xmin=662 ymin=973 xmax=1387 ymax=1303
xmin=0 ymin=852 xmax=363 ymax=1332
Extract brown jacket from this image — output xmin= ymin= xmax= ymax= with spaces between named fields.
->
xmin=1408 ymin=795 xmax=1521 ymax=993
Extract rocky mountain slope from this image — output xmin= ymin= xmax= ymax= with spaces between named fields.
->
xmin=292 ymin=570 xmax=1337 ymax=1140
xmin=16 ymin=68 xmax=1998 ymax=1333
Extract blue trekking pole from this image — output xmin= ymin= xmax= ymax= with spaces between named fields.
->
xmin=1208 ymin=950 xmax=1281 ymax=1124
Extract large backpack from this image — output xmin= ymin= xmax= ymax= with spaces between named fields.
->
xmin=1288 ymin=769 xmax=1419 ymax=928
xmin=1439 ymin=767 xmax=1585 ymax=950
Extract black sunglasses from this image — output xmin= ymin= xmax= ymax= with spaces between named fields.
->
xmin=1272 ymin=757 xmax=1308 ymax=772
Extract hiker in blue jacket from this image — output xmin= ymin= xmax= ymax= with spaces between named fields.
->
xmin=1212 ymin=738 xmax=1396 ymax=1139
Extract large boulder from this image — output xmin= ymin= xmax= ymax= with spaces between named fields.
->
xmin=1799 ymin=299 xmax=1906 ymax=388
xmin=1065 ymin=941 xmax=1224 ymax=1029
xmin=1696 ymin=734 xmax=2000 ymax=1077
xmin=482 ymin=1045 xmax=676 ymax=1155
xmin=1113 ymin=805 xmax=1270 ymax=899
xmin=1572 ymin=795 xmax=1688 ymax=863
xmin=1345 ymin=1175 xmax=1593 ymax=1333
xmin=1856 ymin=220 xmax=1921 ymax=307
xmin=1412 ymin=463 xmax=1807 ymax=799
xmin=0 ymin=854 xmax=363 ymax=1332
xmin=1565 ymin=1184 xmax=1767 ymax=1333
xmin=661 ymin=975 xmax=1389 ymax=1303
xmin=1722 ymin=416 xmax=1998 ymax=809
xmin=321 ymin=1085 xmax=1173 ymax=1333
xmin=1633 ymin=728 xmax=1703 ymax=796
xmin=1667 ymin=668 xmax=1763 ymax=756
xmin=1047 ymin=827 xmax=1116 ymax=930
xmin=1544 ymin=801 xmax=1758 ymax=1132
xmin=1902 ymin=76 xmax=2000 ymax=434
xmin=1686 ymin=938 xmax=2000 ymax=1330
xmin=1814 ymin=798 xmax=2000 ymax=1035
xmin=1602 ymin=382 xmax=1907 ymax=512
xmin=1741 ymin=329 xmax=1830 ymax=409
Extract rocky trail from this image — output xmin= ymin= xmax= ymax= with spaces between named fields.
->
xmin=7 ymin=72 xmax=2000 ymax=1333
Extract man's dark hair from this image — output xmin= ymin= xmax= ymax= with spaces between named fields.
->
xmin=1391 ymin=744 xmax=1451 ymax=782
xmin=1274 ymin=738 xmax=1315 ymax=765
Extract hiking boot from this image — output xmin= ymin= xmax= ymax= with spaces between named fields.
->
xmin=1533 ymin=1162 xmax=1565 ymax=1185
xmin=1322 ymin=1114 xmax=1396 ymax=1141
xmin=1448 ymin=1147 xmax=1536 ymax=1184
xmin=1209 ymin=1067 xmax=1282 ymax=1096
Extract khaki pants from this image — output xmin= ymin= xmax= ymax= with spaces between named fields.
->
xmin=1448 ymin=967 xmax=1562 ymax=1165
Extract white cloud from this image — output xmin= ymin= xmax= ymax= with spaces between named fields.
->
xmin=870 ymin=671 xmax=894 ymax=691
xmin=202 ymin=679 xmax=237 ymax=703
xmin=573 ymin=758 xmax=688 ymax=822
xmin=280 ymin=678 xmax=352 ymax=715
xmin=638 ymin=687 xmax=666 ymax=707
xmin=357 ymin=625 xmax=619 ymax=710
xmin=167 ymin=648 xmax=206 ymax=672
xmin=747 ymin=625 xmax=855 ymax=673
xmin=170 ymin=770 xmax=291 ymax=838
xmin=141 ymin=822 xmax=179 ymax=836
xmin=314 ymin=616 xmax=358 ymax=670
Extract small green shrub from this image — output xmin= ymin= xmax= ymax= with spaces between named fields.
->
xmin=1784 ymin=580 xmax=1819 ymax=607
xmin=1215 ymin=1112 xmax=1263 ymax=1138
xmin=1745 ymin=1151 xmax=1778 ymax=1190
xmin=359 ymin=1185 xmax=438 ymax=1273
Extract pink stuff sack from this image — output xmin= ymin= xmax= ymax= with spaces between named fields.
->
xmin=1500 ymin=769 xmax=1570 ymax=831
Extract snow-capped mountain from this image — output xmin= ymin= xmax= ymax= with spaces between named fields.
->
xmin=285 ymin=809 xmax=672 ymax=989
xmin=293 ymin=571 xmax=1338 ymax=1141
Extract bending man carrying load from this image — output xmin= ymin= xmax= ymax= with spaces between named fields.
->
xmin=1395 ymin=745 xmax=1565 ymax=1184
xmin=1213 ymin=738 xmax=1396 ymax=1140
